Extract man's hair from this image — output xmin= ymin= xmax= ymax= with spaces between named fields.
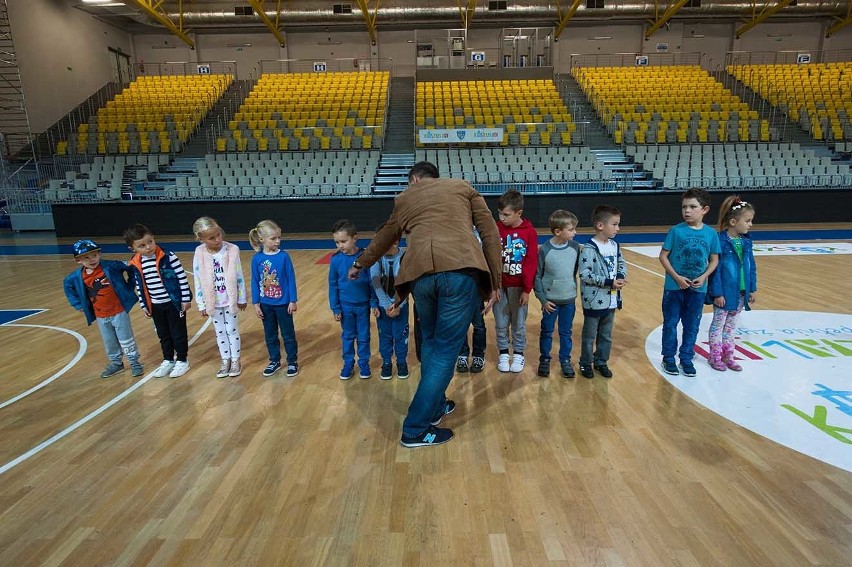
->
xmin=124 ymin=223 xmax=153 ymax=246
xmin=408 ymin=161 xmax=439 ymax=182
xmin=332 ymin=218 xmax=357 ymax=236
xmin=498 ymin=189 xmax=524 ymax=212
xmin=591 ymin=204 xmax=621 ymax=226
xmin=548 ymin=209 xmax=578 ymax=233
xmin=682 ymin=188 xmax=711 ymax=207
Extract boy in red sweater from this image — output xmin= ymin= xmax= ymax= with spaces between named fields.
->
xmin=495 ymin=189 xmax=539 ymax=373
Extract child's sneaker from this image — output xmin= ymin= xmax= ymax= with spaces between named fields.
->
xmin=397 ymin=363 xmax=409 ymax=379
xmin=680 ymin=362 xmax=697 ymax=377
xmin=153 ymin=360 xmax=175 ymax=378
xmin=560 ymin=360 xmax=575 ymax=379
xmin=130 ymin=362 xmax=144 ymax=378
xmin=216 ymin=359 xmax=231 ymax=379
xmin=229 ymin=359 xmax=242 ymax=377
xmin=497 ymin=353 xmax=511 ymax=372
xmin=661 ymin=359 xmax=679 ymax=375
xmin=381 ymin=362 xmax=393 ymax=380
xmin=358 ymin=362 xmax=371 ymax=379
xmin=400 ymin=425 xmax=454 ymax=448
xmin=169 ymin=360 xmax=190 ymax=378
xmin=456 ymin=356 xmax=470 ymax=373
xmin=510 ymin=354 xmax=525 ymax=373
xmin=470 ymin=356 xmax=485 ymax=373
xmin=430 ymin=399 xmax=456 ymax=426
xmin=100 ymin=362 xmax=125 ymax=378
xmin=579 ymin=364 xmax=594 ymax=379
xmin=263 ymin=361 xmax=281 ymax=377
xmin=286 ymin=363 xmax=299 ymax=377
xmin=537 ymin=358 xmax=550 ymax=377
xmin=339 ymin=362 xmax=355 ymax=380
xmin=594 ymin=364 xmax=613 ymax=379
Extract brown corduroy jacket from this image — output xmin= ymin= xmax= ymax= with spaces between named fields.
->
xmin=357 ymin=177 xmax=503 ymax=301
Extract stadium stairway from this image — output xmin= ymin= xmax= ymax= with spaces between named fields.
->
xmin=591 ymin=149 xmax=657 ymax=190
xmin=556 ymin=73 xmax=618 ymax=149
xmin=373 ymin=152 xmax=414 ymax=193
xmin=383 ymin=77 xmax=415 ymax=154
xmin=182 ymin=80 xmax=252 ymax=157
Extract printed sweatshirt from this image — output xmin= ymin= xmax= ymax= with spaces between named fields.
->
xmin=498 ymin=218 xmax=539 ymax=293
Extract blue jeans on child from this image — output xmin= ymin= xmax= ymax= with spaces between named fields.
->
xmin=96 ymin=311 xmax=140 ymax=366
xmin=580 ymin=309 xmax=615 ymax=367
xmin=377 ymin=304 xmax=409 ymax=364
xmin=539 ymin=302 xmax=576 ymax=362
xmin=260 ymin=303 xmax=298 ymax=364
xmin=340 ymin=301 xmax=371 ymax=368
xmin=661 ymin=289 xmax=705 ymax=364
xmin=403 ymin=271 xmax=478 ymax=438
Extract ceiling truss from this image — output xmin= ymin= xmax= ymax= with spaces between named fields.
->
xmin=246 ymin=0 xmax=287 ymax=47
xmin=554 ymin=0 xmax=582 ymax=40
xmin=735 ymin=0 xmax=796 ymax=38
xmin=645 ymin=0 xmax=689 ymax=39
xmin=129 ymin=0 xmax=195 ymax=48
xmin=355 ymin=0 xmax=380 ymax=44
xmin=825 ymin=0 xmax=852 ymax=37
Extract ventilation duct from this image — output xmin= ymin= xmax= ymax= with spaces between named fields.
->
xmin=126 ymin=1 xmax=847 ymax=29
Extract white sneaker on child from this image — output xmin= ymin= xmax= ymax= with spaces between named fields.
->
xmin=510 ymin=354 xmax=525 ymax=373
xmin=497 ymin=353 xmax=511 ymax=372
xmin=169 ymin=360 xmax=190 ymax=378
xmin=153 ymin=360 xmax=175 ymax=378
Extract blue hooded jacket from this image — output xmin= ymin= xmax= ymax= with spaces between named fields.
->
xmin=63 ymin=259 xmax=138 ymax=325
xmin=707 ymin=231 xmax=757 ymax=311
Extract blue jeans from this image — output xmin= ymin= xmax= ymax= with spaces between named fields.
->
xmin=340 ymin=302 xmax=371 ymax=367
xmin=661 ymin=289 xmax=705 ymax=364
xmin=459 ymin=302 xmax=486 ymax=358
xmin=539 ymin=302 xmax=576 ymax=362
xmin=403 ymin=271 xmax=479 ymax=438
xmin=96 ymin=311 xmax=140 ymax=365
xmin=580 ymin=310 xmax=615 ymax=366
xmin=377 ymin=304 xmax=409 ymax=364
xmin=260 ymin=303 xmax=298 ymax=364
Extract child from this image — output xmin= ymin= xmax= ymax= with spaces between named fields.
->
xmin=579 ymin=205 xmax=627 ymax=379
xmin=369 ymin=223 xmax=409 ymax=380
xmin=658 ymin=188 xmax=721 ymax=377
xmin=706 ymin=196 xmax=757 ymax=372
xmin=534 ymin=210 xmax=581 ymax=378
xmin=63 ymin=239 xmax=143 ymax=378
xmin=249 ymin=219 xmax=299 ymax=378
xmin=495 ymin=189 xmax=539 ymax=373
xmin=193 ymin=217 xmax=247 ymax=379
xmin=124 ymin=224 xmax=192 ymax=378
xmin=457 ymin=226 xmax=487 ymax=375
xmin=329 ymin=219 xmax=379 ymax=380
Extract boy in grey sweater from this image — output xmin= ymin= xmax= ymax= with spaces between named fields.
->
xmin=534 ymin=210 xmax=581 ymax=378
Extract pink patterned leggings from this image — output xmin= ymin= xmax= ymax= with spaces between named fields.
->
xmin=708 ymin=294 xmax=745 ymax=348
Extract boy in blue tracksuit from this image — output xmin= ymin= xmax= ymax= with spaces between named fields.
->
xmin=63 ymin=239 xmax=143 ymax=378
xmin=370 ymin=223 xmax=409 ymax=380
xmin=329 ymin=219 xmax=379 ymax=379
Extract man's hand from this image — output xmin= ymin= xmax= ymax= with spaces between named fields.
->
xmin=347 ymin=266 xmax=361 ymax=280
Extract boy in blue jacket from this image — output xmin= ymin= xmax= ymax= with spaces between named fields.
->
xmin=63 ymin=239 xmax=143 ymax=378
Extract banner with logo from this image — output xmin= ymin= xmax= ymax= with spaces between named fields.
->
xmin=418 ymin=128 xmax=504 ymax=144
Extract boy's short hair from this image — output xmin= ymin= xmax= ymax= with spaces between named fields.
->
xmin=682 ymin=188 xmax=711 ymax=207
xmin=408 ymin=161 xmax=439 ymax=182
xmin=591 ymin=204 xmax=621 ymax=227
xmin=497 ymin=189 xmax=524 ymax=212
xmin=123 ymin=223 xmax=152 ymax=246
xmin=548 ymin=209 xmax=578 ymax=233
xmin=332 ymin=218 xmax=357 ymax=236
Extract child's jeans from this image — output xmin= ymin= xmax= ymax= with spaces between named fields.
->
xmin=97 ymin=311 xmax=140 ymax=366
xmin=340 ymin=301 xmax=371 ymax=366
xmin=540 ymin=301 xmax=576 ymax=362
xmin=260 ymin=303 xmax=297 ymax=364
xmin=377 ymin=304 xmax=409 ymax=364
xmin=661 ymin=289 xmax=705 ymax=364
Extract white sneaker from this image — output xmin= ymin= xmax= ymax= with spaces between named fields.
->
xmin=153 ymin=360 xmax=175 ymax=378
xmin=510 ymin=354 xmax=525 ymax=373
xmin=169 ymin=360 xmax=190 ymax=378
xmin=497 ymin=353 xmax=511 ymax=372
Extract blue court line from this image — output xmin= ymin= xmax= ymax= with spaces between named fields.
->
xmin=1 ymin=229 xmax=851 ymax=257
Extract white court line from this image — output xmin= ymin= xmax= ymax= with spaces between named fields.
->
xmin=0 ymin=317 xmax=212 ymax=475
xmin=0 ymin=309 xmax=46 ymax=322
xmin=0 ymin=324 xmax=87 ymax=410
xmin=624 ymin=260 xmax=665 ymax=279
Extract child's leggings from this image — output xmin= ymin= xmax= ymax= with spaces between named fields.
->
xmin=708 ymin=294 xmax=745 ymax=349
xmin=211 ymin=306 xmax=241 ymax=360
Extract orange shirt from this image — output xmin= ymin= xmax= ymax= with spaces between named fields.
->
xmin=82 ymin=265 xmax=124 ymax=318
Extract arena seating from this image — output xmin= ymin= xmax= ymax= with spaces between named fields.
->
xmin=727 ymin=62 xmax=852 ymax=141
xmin=43 ymin=155 xmax=169 ymax=201
xmin=415 ymin=79 xmax=576 ymax=146
xmin=628 ymin=142 xmax=852 ymax=189
xmin=219 ymin=71 xmax=389 ymax=151
xmin=56 ymin=74 xmax=232 ymax=155
xmin=574 ymin=65 xmax=772 ymax=143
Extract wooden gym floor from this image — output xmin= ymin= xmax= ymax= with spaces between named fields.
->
xmin=0 ymin=224 xmax=850 ymax=566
